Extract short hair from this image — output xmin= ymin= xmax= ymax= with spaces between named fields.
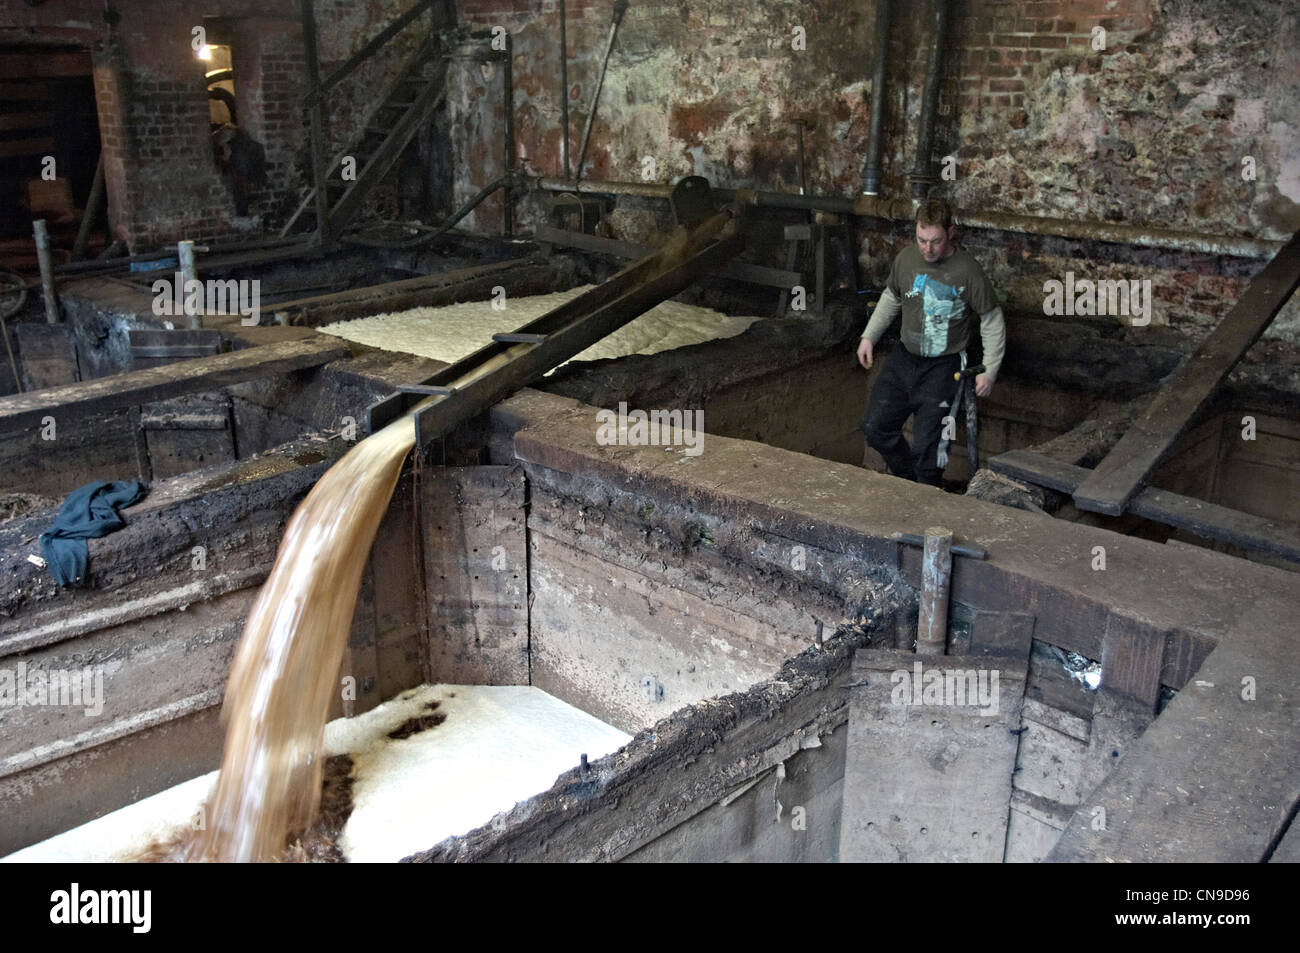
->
xmin=916 ymin=197 xmax=954 ymax=231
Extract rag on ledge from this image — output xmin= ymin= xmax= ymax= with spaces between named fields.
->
xmin=39 ymin=480 xmax=148 ymax=587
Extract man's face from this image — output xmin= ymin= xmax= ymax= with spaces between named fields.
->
xmin=916 ymin=223 xmax=955 ymax=263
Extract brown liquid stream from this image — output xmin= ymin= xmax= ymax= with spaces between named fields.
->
xmin=176 ymin=416 xmax=417 ymax=861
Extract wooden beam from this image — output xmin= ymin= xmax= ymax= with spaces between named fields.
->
xmin=304 ymin=0 xmax=439 ymax=106
xmin=990 ymin=449 xmax=1300 ymax=563
xmin=299 ymin=0 xmax=332 ymax=245
xmin=1073 ymin=230 xmax=1300 ymax=515
xmin=0 ymin=338 xmax=351 ymax=434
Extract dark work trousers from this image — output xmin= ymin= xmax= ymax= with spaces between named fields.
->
xmin=860 ymin=347 xmax=964 ymax=487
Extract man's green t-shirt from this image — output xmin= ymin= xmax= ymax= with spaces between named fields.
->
xmin=886 ymin=244 xmax=999 ymax=360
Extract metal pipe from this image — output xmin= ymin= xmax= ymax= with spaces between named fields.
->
xmin=300 ymin=0 xmax=332 ymax=245
xmin=910 ymin=0 xmax=953 ymax=200
xmin=177 ymin=240 xmax=199 ymax=329
xmin=559 ymin=0 xmax=570 ymax=180
xmin=862 ymin=0 xmax=892 ymax=196
xmin=417 ymin=177 xmax=509 ymax=245
xmin=528 ymin=176 xmax=1283 ymax=258
xmin=503 ymin=32 xmax=514 ymax=237
xmin=917 ymin=526 xmax=953 ymax=655
xmin=33 ymin=219 xmax=60 ymax=324
xmin=574 ymin=0 xmax=628 ymax=183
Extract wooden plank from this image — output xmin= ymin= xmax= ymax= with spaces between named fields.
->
xmin=0 ymin=112 xmax=52 ymax=132
xmin=0 ymin=337 xmax=350 ymax=433
xmin=968 ymin=610 xmax=1035 ymax=660
xmin=1074 ymin=230 xmax=1300 ymax=515
xmin=421 ymin=465 xmax=528 ymax=685
xmin=990 ymin=449 xmax=1300 ymax=563
xmin=1099 ymin=615 xmax=1165 ymax=710
xmin=0 ymin=83 xmax=52 ymax=101
xmin=129 ymin=329 xmax=222 ymax=369
xmin=839 ymin=648 xmax=1028 ymax=862
xmin=0 ymin=137 xmax=56 ymax=159
xmin=14 ymin=323 xmax=79 ymax=390
xmin=0 ymin=51 xmax=92 ymax=78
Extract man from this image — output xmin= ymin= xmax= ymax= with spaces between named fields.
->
xmin=856 ymin=197 xmax=1006 ymax=487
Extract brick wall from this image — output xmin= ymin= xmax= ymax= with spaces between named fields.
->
xmin=4 ymin=0 xmax=427 ymax=249
xmin=449 ymin=0 xmax=1300 ymax=346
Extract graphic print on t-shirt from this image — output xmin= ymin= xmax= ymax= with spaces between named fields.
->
xmin=905 ymin=273 xmax=966 ymax=357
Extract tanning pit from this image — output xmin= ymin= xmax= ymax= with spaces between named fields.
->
xmin=2 ymin=243 xmax=1298 ymax=864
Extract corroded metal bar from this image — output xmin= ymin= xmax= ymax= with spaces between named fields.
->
xmin=917 ymin=527 xmax=953 ymax=655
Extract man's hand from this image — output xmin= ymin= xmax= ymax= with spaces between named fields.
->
xmin=975 ymin=373 xmax=993 ymax=398
xmin=857 ymin=337 xmax=874 ymax=369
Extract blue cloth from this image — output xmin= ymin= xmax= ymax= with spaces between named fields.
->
xmin=39 ymin=480 xmax=148 ymax=587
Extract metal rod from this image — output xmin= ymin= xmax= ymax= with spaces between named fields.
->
xmin=73 ymin=152 xmax=105 ymax=262
xmin=574 ymin=0 xmax=628 ymax=184
xmin=177 ymin=240 xmax=199 ymax=330
xmin=416 ymin=177 xmax=509 ymax=246
xmin=503 ymin=32 xmax=514 ymax=237
xmin=895 ymin=532 xmax=985 ymax=560
xmin=863 ymin=0 xmax=892 ymax=196
xmin=560 ymin=0 xmax=570 ymax=180
xmin=964 ymin=376 xmax=979 ymax=476
xmin=33 ymin=219 xmax=60 ymax=324
xmin=300 ymin=0 xmax=332 ymax=246
xmin=529 ymin=176 xmax=1282 ymax=258
xmin=917 ymin=526 xmax=953 ymax=655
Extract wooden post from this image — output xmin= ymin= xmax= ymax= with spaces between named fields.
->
xmin=33 ymin=219 xmax=60 ymax=324
xmin=177 ymin=240 xmax=199 ymax=329
xmin=917 ymin=526 xmax=952 ymax=654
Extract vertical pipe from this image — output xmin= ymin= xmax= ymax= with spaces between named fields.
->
xmin=73 ymin=152 xmax=105 ymax=262
xmin=177 ymin=240 xmax=199 ymax=330
xmin=795 ymin=119 xmax=808 ymax=196
xmin=910 ymin=0 xmax=952 ymax=200
xmin=917 ymin=526 xmax=952 ymax=654
xmin=559 ymin=0 xmax=570 ymax=180
xmin=503 ymin=32 xmax=514 ymax=237
xmin=300 ymin=0 xmax=332 ymax=245
xmin=862 ymin=0 xmax=892 ymax=196
xmin=33 ymin=219 xmax=60 ymax=324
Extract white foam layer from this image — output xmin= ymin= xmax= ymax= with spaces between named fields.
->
xmin=3 ymin=685 xmax=629 ymax=863
xmin=319 ymin=286 xmax=757 ymax=366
